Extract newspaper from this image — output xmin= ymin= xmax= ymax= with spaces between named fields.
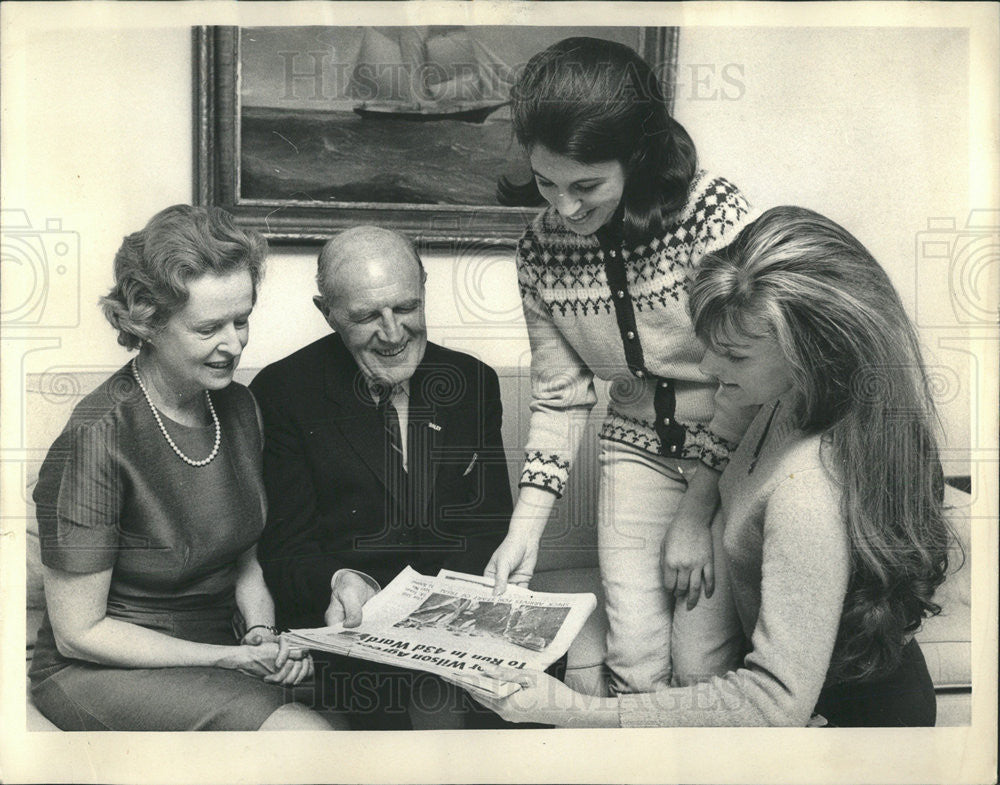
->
xmin=283 ymin=566 xmax=597 ymax=698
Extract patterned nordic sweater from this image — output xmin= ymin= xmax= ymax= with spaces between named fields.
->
xmin=517 ymin=170 xmax=759 ymax=497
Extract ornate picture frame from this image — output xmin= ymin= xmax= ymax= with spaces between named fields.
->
xmin=194 ymin=26 xmax=678 ymax=245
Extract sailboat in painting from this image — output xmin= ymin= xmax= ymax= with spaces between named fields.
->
xmin=348 ymin=26 xmax=512 ymax=123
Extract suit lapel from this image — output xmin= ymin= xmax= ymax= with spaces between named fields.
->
xmin=321 ymin=337 xmax=391 ymax=494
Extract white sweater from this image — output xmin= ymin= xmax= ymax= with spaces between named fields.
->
xmin=618 ymin=392 xmax=852 ymax=726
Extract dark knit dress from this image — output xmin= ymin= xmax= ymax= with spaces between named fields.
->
xmin=29 ymin=365 xmax=295 ymax=730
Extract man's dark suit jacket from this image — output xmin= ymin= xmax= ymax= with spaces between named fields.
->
xmin=250 ymin=334 xmax=513 ymax=630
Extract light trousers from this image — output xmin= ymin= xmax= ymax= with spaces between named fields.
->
xmin=597 ymin=440 xmax=744 ymax=695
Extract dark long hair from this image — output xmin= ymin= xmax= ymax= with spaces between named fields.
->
xmin=510 ymin=37 xmax=697 ymax=246
xmin=689 ymin=206 xmax=953 ymax=683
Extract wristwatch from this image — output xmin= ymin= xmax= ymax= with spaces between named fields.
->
xmin=242 ymin=624 xmax=280 ymax=640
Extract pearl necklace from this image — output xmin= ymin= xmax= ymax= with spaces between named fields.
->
xmin=131 ymin=358 xmax=221 ymax=467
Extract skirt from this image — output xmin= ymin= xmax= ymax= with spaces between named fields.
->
xmin=29 ymin=604 xmax=297 ymax=731
xmin=813 ymin=639 xmax=937 ymax=727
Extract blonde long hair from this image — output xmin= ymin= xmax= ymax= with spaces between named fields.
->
xmin=690 ymin=206 xmax=952 ymax=682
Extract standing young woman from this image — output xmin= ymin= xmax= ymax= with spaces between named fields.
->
xmin=29 ymin=205 xmax=337 ymax=730
xmin=486 ymin=37 xmax=759 ymax=694
xmin=476 ymin=207 xmax=952 ymax=727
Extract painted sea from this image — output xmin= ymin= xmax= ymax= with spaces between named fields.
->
xmin=240 ymin=106 xmax=532 ymax=205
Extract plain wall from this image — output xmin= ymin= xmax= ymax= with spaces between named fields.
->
xmin=1 ymin=25 xmax=976 ymax=473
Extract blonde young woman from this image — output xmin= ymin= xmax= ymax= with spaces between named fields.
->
xmin=477 ymin=207 xmax=951 ymax=727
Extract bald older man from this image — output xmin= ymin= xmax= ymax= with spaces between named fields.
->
xmin=250 ymin=227 xmax=513 ymax=729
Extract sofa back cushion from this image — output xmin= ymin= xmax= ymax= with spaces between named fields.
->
xmin=495 ymin=368 xmax=602 ymax=572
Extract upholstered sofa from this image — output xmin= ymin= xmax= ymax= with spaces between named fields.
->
xmin=23 ymin=367 xmax=972 ymax=729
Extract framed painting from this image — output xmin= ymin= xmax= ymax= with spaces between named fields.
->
xmin=194 ymin=25 xmax=678 ymax=245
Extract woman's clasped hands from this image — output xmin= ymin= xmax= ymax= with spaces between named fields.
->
xmin=230 ymin=628 xmax=314 ymax=686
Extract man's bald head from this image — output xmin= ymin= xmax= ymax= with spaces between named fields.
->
xmin=316 ymin=226 xmax=424 ymax=303
xmin=312 ymin=225 xmax=428 ymax=386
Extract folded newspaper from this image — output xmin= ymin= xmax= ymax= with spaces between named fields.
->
xmin=283 ymin=566 xmax=597 ymax=698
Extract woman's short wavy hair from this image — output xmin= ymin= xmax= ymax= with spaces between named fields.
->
xmin=100 ymin=205 xmax=267 ymax=350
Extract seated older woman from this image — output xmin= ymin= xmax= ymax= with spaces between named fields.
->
xmin=29 ymin=205 xmax=337 ymax=731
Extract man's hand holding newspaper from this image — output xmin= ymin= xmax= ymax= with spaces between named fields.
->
xmin=283 ymin=566 xmax=596 ymax=698
xmin=324 ymin=569 xmax=379 ymax=627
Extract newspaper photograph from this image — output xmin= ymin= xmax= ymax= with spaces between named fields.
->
xmin=283 ymin=566 xmax=597 ymax=697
